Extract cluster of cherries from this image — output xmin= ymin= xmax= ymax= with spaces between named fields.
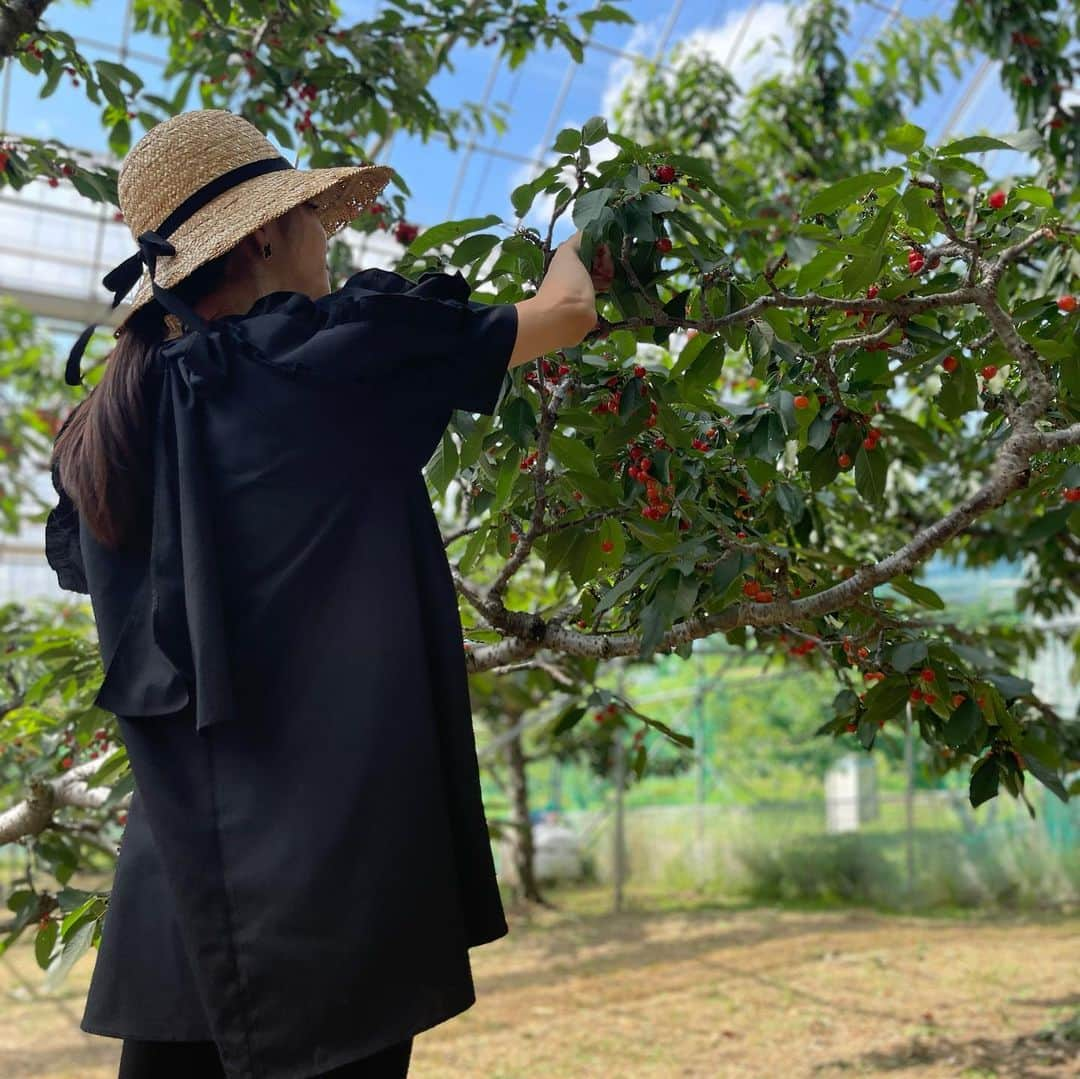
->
xmin=592 ymin=369 xmax=660 ymax=427
xmin=363 ymin=202 xmax=418 ymax=245
xmin=591 ymin=703 xmax=646 ymax=746
xmin=57 ymin=725 xmax=112 ymax=770
xmin=622 ymin=438 xmax=677 ymax=522
xmin=523 ymin=357 xmax=571 ymax=388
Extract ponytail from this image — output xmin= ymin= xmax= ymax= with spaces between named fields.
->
xmin=50 ymin=249 xmax=231 ymax=552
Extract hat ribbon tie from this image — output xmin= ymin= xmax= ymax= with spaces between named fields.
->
xmin=63 ymin=154 xmax=295 ymax=388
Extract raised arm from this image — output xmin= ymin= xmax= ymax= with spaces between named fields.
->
xmin=508 ymin=230 xmax=605 ymax=369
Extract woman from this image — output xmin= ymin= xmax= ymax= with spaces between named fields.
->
xmin=46 ymin=109 xmax=614 ymax=1079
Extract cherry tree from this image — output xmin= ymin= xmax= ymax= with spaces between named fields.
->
xmin=0 ymin=0 xmax=1077 ymax=973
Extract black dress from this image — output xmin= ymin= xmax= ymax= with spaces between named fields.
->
xmin=44 ymin=268 xmax=520 ymax=1079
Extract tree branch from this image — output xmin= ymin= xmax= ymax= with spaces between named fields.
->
xmin=0 ymin=757 xmax=126 ymax=845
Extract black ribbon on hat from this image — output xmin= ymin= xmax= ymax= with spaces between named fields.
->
xmin=65 ymin=155 xmax=296 ymax=387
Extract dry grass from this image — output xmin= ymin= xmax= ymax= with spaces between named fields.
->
xmin=2 ymin=886 xmax=1078 ymax=1078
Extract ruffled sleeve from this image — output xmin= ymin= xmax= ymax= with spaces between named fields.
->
xmin=308 ymin=267 xmax=519 ymax=470
xmin=284 ymin=267 xmax=519 ymax=414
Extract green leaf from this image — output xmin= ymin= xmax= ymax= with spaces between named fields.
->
xmin=95 ymin=59 xmax=144 ymax=93
xmin=638 ymin=714 xmax=694 ymax=749
xmin=34 ymin=919 xmax=58 ymax=970
xmin=888 ymin=575 xmax=945 ymax=610
xmin=900 ymin=184 xmax=938 ymax=238
xmin=796 ymin=247 xmax=845 ymax=291
xmin=409 ymin=215 xmax=502 ymax=256
xmin=44 ymin=920 xmax=96 ymax=993
xmin=427 ymin=430 xmax=458 ymax=497
xmin=969 ymin=755 xmax=999 ymax=808
xmin=449 ymin=233 xmax=501 ymax=268
xmin=938 ymin=135 xmax=1013 ymax=155
xmin=459 ymin=523 xmax=490 ymax=575
xmin=803 ymin=169 xmax=902 ymax=215
xmin=581 ymin=116 xmax=608 ymax=145
xmin=565 ymin=529 xmax=602 ymax=588
xmin=884 ymin=123 xmax=926 ymax=155
xmin=943 ymin=698 xmax=984 ymax=750
xmin=774 ymin=482 xmax=805 ymax=523
xmin=492 ymin=448 xmax=521 ymax=511
xmin=890 ymin=640 xmax=928 ymax=673
xmin=578 ymin=3 xmax=636 ymax=32
xmin=598 ymin=516 xmax=625 ymax=567
xmin=501 ymin=395 xmax=535 ymax=448
xmin=551 ymin=705 xmax=586 ymax=735
xmin=553 ymin=128 xmax=581 ymax=153
xmin=549 ymin=432 xmax=598 ymax=476
xmin=683 ymin=337 xmax=726 ymax=392
xmin=1011 ymin=185 xmax=1053 ymax=208
xmin=854 ymin=444 xmax=887 ymax=506
xmin=1020 ymin=751 xmax=1069 ymax=803
xmin=572 ymin=186 xmax=615 ymax=230
xmin=596 ymin=554 xmax=664 ymax=617
xmin=862 ymin=676 xmax=910 ymax=726
xmin=709 ymin=550 xmax=749 ymax=595
xmin=985 ymin=673 xmax=1033 ymax=701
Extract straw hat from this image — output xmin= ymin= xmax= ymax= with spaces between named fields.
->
xmin=64 ymin=108 xmax=393 ymax=386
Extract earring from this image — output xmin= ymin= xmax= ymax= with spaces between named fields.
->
xmin=262 ymin=242 xmax=272 ymax=260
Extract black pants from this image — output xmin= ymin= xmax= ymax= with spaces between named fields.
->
xmin=117 ymin=1035 xmax=413 ymax=1078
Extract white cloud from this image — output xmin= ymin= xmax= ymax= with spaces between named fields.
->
xmin=602 ymin=1 xmax=804 ymax=120
xmin=507 ymin=3 xmax=807 ymax=234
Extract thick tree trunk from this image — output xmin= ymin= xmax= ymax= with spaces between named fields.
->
xmin=504 ymin=723 xmax=545 ymax=904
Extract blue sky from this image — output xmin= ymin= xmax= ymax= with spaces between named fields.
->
xmin=4 ymin=0 xmax=1028 ymax=246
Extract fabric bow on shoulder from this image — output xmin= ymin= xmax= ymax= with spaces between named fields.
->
xmin=47 ymin=326 xmax=242 ymax=733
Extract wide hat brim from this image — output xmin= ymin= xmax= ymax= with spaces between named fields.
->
xmin=113 ymin=161 xmax=394 ymax=336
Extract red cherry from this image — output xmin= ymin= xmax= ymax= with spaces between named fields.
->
xmin=919 ymin=667 xmax=935 ymax=683
xmin=600 ymin=539 xmax=614 ymax=552
xmin=793 ymin=394 xmax=809 ymax=409
xmin=866 ymin=285 xmax=879 ymax=299
xmin=988 ymin=189 xmax=1006 ymax=209
xmin=655 ymin=237 xmax=673 ymax=253
xmin=1064 ymin=487 xmax=1080 ymax=503
xmin=981 ymin=364 xmax=998 ymax=379
xmin=942 ymin=354 xmax=959 ymax=373
xmin=1057 ymin=294 xmax=1077 ymax=313
xmin=837 ymin=453 xmax=852 ymax=468
xmin=61 ymin=756 xmax=73 ymax=768
xmin=655 ymin=164 xmax=677 ymax=183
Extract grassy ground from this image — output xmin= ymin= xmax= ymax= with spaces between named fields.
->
xmin=1 ymin=885 xmax=1077 ymax=1078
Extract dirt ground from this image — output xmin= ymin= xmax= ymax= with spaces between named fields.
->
xmin=1 ymin=887 xmax=1077 ymax=1078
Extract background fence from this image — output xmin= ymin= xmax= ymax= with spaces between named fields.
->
xmin=538 ymin=786 xmax=1080 ymax=912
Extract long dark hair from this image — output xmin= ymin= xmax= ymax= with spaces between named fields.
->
xmin=50 ymin=249 xmax=232 ymax=553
